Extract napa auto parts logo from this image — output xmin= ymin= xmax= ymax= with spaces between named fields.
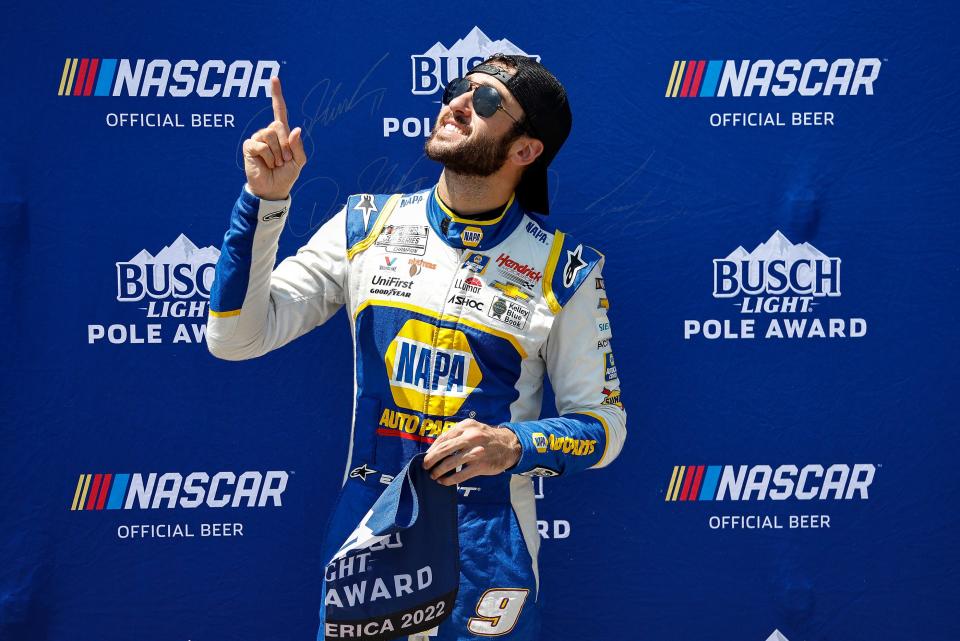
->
xmin=684 ymin=231 xmax=867 ymax=340
xmin=665 ymin=463 xmax=877 ymax=531
xmin=71 ymin=470 xmax=290 ymax=540
xmin=384 ymin=27 xmax=539 ymax=138
xmin=87 ymin=234 xmax=218 ymax=346
xmin=665 ymin=57 xmax=882 ymax=128
xmin=57 ymin=56 xmax=279 ymax=128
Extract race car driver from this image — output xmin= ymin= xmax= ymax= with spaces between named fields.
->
xmin=206 ymin=54 xmax=627 ymax=640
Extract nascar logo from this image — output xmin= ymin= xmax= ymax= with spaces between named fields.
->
xmin=665 ymin=58 xmax=881 ymax=98
xmin=665 ymin=464 xmax=876 ymax=502
xmin=58 ymin=57 xmax=279 ymax=97
xmin=70 ymin=471 xmax=289 ymax=510
xmin=384 ymin=319 xmax=482 ymax=416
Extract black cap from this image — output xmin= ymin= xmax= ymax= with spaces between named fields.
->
xmin=467 ymin=55 xmax=572 ymax=215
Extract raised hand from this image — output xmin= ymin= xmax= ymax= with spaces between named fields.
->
xmin=242 ymin=76 xmax=307 ymax=201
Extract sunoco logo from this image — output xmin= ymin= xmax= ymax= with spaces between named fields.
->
xmin=384 ymin=319 xmax=482 ymax=416
xmin=88 ymin=234 xmax=219 ymax=345
xmin=411 ymin=26 xmax=538 ymax=95
xmin=665 ymin=58 xmax=881 ymax=98
xmin=58 ymin=57 xmax=279 ymax=97
xmin=70 ymin=471 xmax=289 ymax=510
xmin=665 ymin=464 xmax=875 ymax=501
xmin=684 ymin=231 xmax=867 ymax=340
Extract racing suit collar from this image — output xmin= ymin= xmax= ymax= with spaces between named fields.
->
xmin=427 ymin=185 xmax=525 ymax=251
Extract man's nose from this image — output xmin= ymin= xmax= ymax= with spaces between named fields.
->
xmin=448 ymin=87 xmax=473 ymax=116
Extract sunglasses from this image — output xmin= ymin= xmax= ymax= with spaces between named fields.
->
xmin=441 ymin=77 xmax=527 ymax=131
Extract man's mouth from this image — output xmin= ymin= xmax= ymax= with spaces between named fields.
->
xmin=440 ymin=118 xmax=469 ymax=136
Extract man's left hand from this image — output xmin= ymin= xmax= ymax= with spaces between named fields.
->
xmin=422 ymin=419 xmax=522 ymax=486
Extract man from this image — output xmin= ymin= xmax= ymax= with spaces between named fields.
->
xmin=207 ymin=54 xmax=626 ymax=640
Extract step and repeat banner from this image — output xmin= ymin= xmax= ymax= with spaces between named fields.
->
xmin=2 ymin=1 xmax=957 ymax=640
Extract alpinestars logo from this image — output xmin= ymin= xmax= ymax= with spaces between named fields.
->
xmin=89 ymin=234 xmax=219 ymax=346
xmin=411 ymin=27 xmax=539 ymax=95
xmin=685 ymin=231 xmax=867 ymax=340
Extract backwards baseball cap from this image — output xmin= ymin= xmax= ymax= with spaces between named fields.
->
xmin=467 ymin=54 xmax=572 ymax=215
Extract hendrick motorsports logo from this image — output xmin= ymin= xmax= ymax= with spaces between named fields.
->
xmin=684 ymin=231 xmax=867 ymax=340
xmin=71 ymin=470 xmax=290 ymax=540
xmin=88 ymin=234 xmax=219 ymax=345
xmin=665 ymin=463 xmax=877 ymax=531
xmin=57 ymin=56 xmax=277 ymax=128
xmin=666 ymin=57 xmax=882 ymax=128
xmin=385 ymin=27 xmax=538 ymax=138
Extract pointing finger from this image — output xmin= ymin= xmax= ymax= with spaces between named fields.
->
xmin=271 ymin=76 xmax=290 ymax=132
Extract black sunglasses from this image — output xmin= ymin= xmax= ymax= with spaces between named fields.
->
xmin=441 ymin=77 xmax=526 ymax=131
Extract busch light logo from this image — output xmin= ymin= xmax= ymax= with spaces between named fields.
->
xmin=713 ymin=231 xmax=840 ymax=309
xmin=116 ymin=234 xmax=219 ymax=302
xmin=411 ymin=26 xmax=539 ymax=95
xmin=685 ymin=231 xmax=866 ymax=340
xmin=89 ymin=234 xmax=220 ymax=345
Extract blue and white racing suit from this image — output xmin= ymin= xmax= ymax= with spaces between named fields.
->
xmin=207 ymin=184 xmax=627 ymax=640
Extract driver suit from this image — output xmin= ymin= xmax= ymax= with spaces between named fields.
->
xmin=206 ymin=184 xmax=627 ymax=640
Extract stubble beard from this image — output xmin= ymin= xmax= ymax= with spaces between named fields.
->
xmin=424 ymin=119 xmax=519 ymax=178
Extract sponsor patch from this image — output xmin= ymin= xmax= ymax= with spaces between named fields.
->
xmin=603 ymin=351 xmax=618 ymax=381
xmin=460 ymin=226 xmax=483 ymax=247
xmin=521 ymin=466 xmax=560 ymax=478
xmin=532 ymin=432 xmax=548 ymax=454
xmin=601 ymin=387 xmax=623 ymax=409
xmin=488 ymin=296 xmax=531 ymax=330
xmin=491 ymin=281 xmax=531 ymax=301
xmin=562 ymin=244 xmax=587 ymax=288
xmin=376 ymin=225 xmax=429 ymax=256
xmin=595 ymin=277 xmax=605 ymax=290
xmin=462 ymin=252 xmax=490 ymax=274
xmin=447 ymin=294 xmax=484 ymax=311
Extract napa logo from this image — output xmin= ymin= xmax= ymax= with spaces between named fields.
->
xmin=460 ymin=226 xmax=483 ymax=247
xmin=532 ymin=433 xmax=548 ymax=454
xmin=384 ymin=319 xmax=482 ymax=415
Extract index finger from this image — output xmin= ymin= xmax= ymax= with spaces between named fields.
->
xmin=271 ymin=77 xmax=289 ymax=130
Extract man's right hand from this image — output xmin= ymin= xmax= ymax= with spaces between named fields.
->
xmin=242 ymin=76 xmax=307 ymax=201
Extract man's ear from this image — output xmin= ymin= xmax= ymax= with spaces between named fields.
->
xmin=512 ymin=137 xmax=545 ymax=167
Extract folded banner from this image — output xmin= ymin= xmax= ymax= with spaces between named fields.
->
xmin=322 ymin=453 xmax=459 ymax=641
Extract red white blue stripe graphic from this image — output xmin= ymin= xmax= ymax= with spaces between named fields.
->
xmin=665 ymin=465 xmax=723 ymax=501
xmin=58 ymin=58 xmax=119 ymax=96
xmin=71 ymin=473 xmax=130 ymax=510
xmin=665 ymin=60 xmax=725 ymax=98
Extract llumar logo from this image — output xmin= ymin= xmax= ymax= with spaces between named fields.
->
xmin=384 ymin=319 xmax=482 ymax=415
xmin=664 ymin=464 xmax=875 ymax=502
xmin=57 ymin=57 xmax=279 ymax=97
xmin=70 ymin=471 xmax=289 ymax=510
xmin=665 ymin=58 xmax=881 ymax=98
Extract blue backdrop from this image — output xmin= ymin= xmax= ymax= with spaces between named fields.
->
xmin=2 ymin=1 xmax=958 ymax=640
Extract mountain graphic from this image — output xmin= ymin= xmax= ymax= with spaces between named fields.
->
xmin=422 ymin=26 xmax=538 ymax=60
xmin=723 ymin=231 xmax=835 ymax=289
xmin=128 ymin=233 xmax=220 ymax=264
xmin=765 ymin=629 xmax=790 ymax=641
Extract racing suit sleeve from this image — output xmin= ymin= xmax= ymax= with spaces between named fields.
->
xmin=501 ymin=261 xmax=627 ymax=476
xmin=206 ymin=184 xmax=347 ymax=361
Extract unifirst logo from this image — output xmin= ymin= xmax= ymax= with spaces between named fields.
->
xmin=665 ymin=58 xmax=881 ymax=98
xmin=665 ymin=464 xmax=876 ymax=502
xmin=384 ymin=319 xmax=482 ymax=416
xmin=58 ymin=57 xmax=279 ymax=97
xmin=70 ymin=471 xmax=289 ymax=510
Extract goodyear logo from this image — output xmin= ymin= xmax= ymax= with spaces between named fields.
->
xmin=532 ymin=432 xmax=548 ymax=454
xmin=384 ymin=319 xmax=482 ymax=415
xmin=665 ymin=464 xmax=876 ymax=502
xmin=461 ymin=226 xmax=483 ymax=247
